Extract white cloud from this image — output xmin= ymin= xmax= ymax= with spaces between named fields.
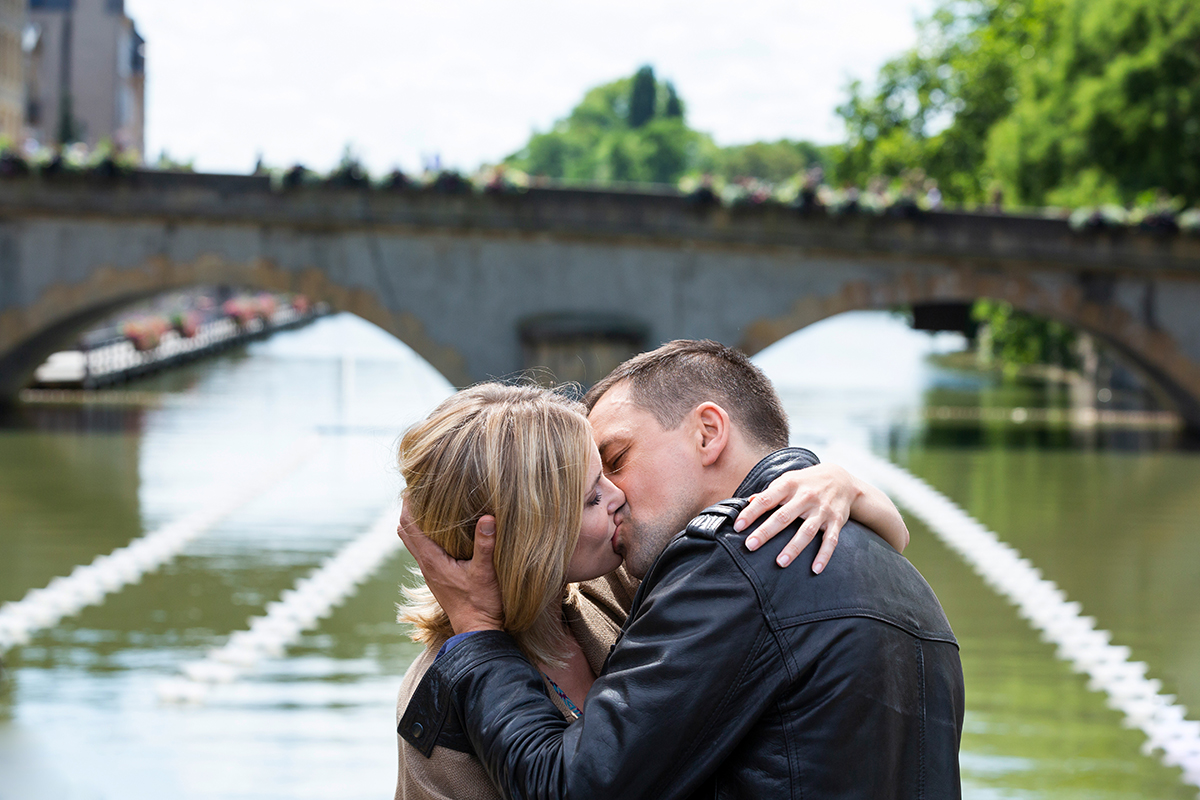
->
xmin=125 ymin=0 xmax=934 ymax=175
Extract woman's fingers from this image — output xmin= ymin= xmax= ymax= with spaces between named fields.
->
xmin=736 ymin=490 xmax=779 ymax=533
xmin=775 ymin=514 xmax=822 ymax=567
xmin=738 ymin=464 xmax=855 ymax=569
xmin=748 ymin=501 xmax=850 ymax=571
xmin=811 ymin=516 xmax=846 ymax=574
xmin=745 ymin=497 xmax=804 ymax=550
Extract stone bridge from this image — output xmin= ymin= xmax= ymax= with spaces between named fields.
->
xmin=2 ymin=171 xmax=1199 ymax=428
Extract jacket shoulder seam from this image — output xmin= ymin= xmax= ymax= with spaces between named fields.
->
xmin=776 ymin=608 xmax=959 ymax=645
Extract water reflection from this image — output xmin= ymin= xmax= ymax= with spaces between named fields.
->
xmin=759 ymin=311 xmax=1200 ymax=797
xmin=2 ymin=310 xmax=1198 ymax=798
xmin=0 ymin=402 xmax=149 ymax=434
xmin=1 ymin=313 xmax=450 ymax=799
xmin=0 ymin=432 xmax=142 ymax=606
xmin=905 ymin=416 xmax=1182 ymax=452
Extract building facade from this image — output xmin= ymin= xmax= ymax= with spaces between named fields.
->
xmin=0 ymin=0 xmax=23 ymax=141
xmin=25 ymin=0 xmax=144 ymax=157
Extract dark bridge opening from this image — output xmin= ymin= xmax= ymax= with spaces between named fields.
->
xmin=910 ymin=303 xmax=979 ymax=339
xmin=898 ymin=300 xmax=1188 ymax=447
xmin=519 ymin=313 xmax=649 ymax=389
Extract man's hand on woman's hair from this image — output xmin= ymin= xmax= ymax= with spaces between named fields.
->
xmin=397 ymin=501 xmax=505 ymax=634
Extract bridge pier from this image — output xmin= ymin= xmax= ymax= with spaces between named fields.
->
xmin=518 ymin=313 xmax=648 ymax=388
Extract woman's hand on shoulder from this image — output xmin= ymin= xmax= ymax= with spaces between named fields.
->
xmin=733 ymin=463 xmax=909 ymax=574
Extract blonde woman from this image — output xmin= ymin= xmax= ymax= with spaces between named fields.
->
xmin=394 ymin=383 xmax=908 ymax=799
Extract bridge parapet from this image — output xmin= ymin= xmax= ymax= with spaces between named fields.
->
xmin=0 ymin=172 xmax=1197 ymax=275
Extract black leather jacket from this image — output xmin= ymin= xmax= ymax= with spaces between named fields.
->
xmin=400 ymin=448 xmax=965 ymax=800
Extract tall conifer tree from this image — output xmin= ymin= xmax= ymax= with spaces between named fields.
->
xmin=628 ymin=66 xmax=658 ymax=128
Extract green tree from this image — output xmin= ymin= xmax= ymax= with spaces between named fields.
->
xmin=988 ymin=0 xmax=1200 ymax=205
xmin=712 ymin=139 xmax=830 ymax=183
xmin=834 ymin=0 xmax=1200 ymax=206
xmin=641 ymin=118 xmax=692 ymax=183
xmin=664 ymin=82 xmax=684 ymax=119
xmin=972 ymin=299 xmax=1077 ymax=368
xmin=505 ymin=68 xmax=830 ymax=187
xmin=629 ymin=66 xmax=658 ymax=128
xmin=833 ymin=0 xmax=1053 ymax=202
xmin=506 ymin=68 xmax=703 ymax=185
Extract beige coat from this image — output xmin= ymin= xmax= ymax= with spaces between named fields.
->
xmin=394 ymin=567 xmax=640 ymax=800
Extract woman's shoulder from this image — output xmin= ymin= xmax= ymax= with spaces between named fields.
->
xmin=397 ymin=643 xmax=442 ymax=716
xmin=395 ymin=642 xmax=501 ymax=800
xmin=575 ymin=563 xmax=641 ymax=620
xmin=567 ymin=565 xmax=640 ymax=675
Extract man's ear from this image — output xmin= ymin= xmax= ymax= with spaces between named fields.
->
xmin=695 ymin=402 xmax=731 ymax=467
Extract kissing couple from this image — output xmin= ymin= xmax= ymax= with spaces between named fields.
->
xmin=394 ymin=339 xmax=964 ymax=799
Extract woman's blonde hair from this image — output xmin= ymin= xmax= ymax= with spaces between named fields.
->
xmin=397 ymin=383 xmax=591 ymax=667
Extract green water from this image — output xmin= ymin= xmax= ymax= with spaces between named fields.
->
xmin=1 ymin=311 xmax=1197 ymax=798
xmin=899 ymin=450 xmax=1200 ymax=799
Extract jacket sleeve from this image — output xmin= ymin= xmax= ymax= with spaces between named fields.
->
xmin=400 ymin=533 xmax=783 ymax=800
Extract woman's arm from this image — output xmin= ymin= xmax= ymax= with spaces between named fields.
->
xmin=733 ymin=463 xmax=909 ymax=573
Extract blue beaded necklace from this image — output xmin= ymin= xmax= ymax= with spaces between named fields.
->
xmin=544 ymin=675 xmax=582 ymax=719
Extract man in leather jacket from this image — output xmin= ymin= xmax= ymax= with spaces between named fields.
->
xmin=399 ymin=340 xmax=965 ymax=799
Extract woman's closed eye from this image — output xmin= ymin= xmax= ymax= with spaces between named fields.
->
xmin=587 ymin=488 xmax=603 ymax=507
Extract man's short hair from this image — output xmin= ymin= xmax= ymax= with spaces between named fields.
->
xmin=584 ymin=339 xmax=790 ymax=450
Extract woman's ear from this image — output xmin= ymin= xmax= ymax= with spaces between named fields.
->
xmin=695 ymin=402 xmax=731 ymax=467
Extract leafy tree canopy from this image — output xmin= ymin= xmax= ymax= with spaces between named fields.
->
xmin=973 ymin=299 xmax=1078 ymax=369
xmin=629 ymin=66 xmax=658 ymax=128
xmin=715 ymin=140 xmax=832 ymax=184
xmin=505 ymin=66 xmax=828 ymax=185
xmin=833 ymin=0 xmax=1200 ymax=206
xmin=506 ymin=67 xmax=699 ymax=184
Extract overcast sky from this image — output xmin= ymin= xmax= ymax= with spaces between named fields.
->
xmin=123 ymin=0 xmax=935 ymax=175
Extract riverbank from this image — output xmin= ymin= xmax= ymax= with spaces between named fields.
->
xmin=31 ymin=301 xmax=328 ymax=392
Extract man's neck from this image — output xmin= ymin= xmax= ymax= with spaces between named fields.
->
xmin=698 ymin=445 xmax=775 ymax=509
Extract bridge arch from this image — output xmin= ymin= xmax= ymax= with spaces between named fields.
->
xmin=0 ymin=254 xmax=470 ymax=399
xmin=3 ymin=177 xmax=1200 ymax=433
xmin=738 ymin=271 xmax=1200 ymax=429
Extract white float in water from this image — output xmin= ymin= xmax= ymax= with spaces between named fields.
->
xmin=0 ymin=436 xmax=323 ymax=655
xmin=824 ymin=441 xmax=1200 ymax=795
xmin=156 ymin=503 xmax=404 ymax=704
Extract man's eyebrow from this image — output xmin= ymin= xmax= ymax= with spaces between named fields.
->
xmin=598 ymin=437 xmax=631 ymax=469
xmin=597 ymin=437 xmax=624 ymax=461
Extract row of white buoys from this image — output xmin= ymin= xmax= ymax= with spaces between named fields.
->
xmin=0 ymin=436 xmax=322 ymax=655
xmin=825 ymin=441 xmax=1200 ymax=794
xmin=157 ymin=503 xmax=403 ymax=704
